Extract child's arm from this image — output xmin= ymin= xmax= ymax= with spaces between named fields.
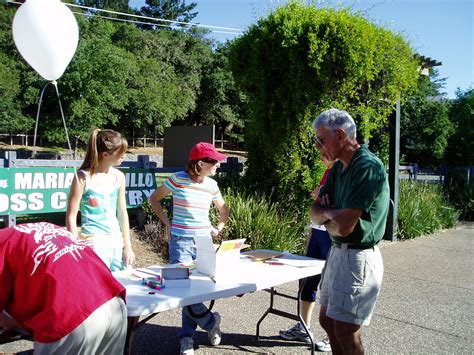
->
xmin=211 ymin=198 xmax=229 ymax=237
xmin=66 ymin=173 xmax=84 ymax=238
xmin=117 ymin=170 xmax=134 ymax=266
xmin=148 ymin=185 xmax=172 ymax=239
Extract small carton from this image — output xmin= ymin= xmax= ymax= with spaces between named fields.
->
xmin=161 ymin=267 xmax=190 ymax=288
xmin=194 ymin=237 xmax=247 ymax=280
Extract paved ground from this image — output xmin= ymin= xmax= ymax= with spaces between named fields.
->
xmin=2 ymin=222 xmax=473 ymax=354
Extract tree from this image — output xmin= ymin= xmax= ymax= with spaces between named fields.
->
xmin=445 ymin=88 xmax=474 ymax=166
xmin=183 ymin=43 xmax=248 ymax=146
xmin=112 ymin=23 xmax=210 ymax=137
xmin=0 ymin=4 xmax=35 ymax=135
xmin=0 ymin=2 xmax=246 ymax=149
xmin=76 ymin=0 xmax=131 ymax=12
xmin=0 ymin=52 xmax=33 ymax=134
xmin=139 ymin=0 xmax=198 ymax=24
xmin=399 ymin=72 xmax=454 ymax=167
xmin=229 ymin=1 xmax=418 ymax=206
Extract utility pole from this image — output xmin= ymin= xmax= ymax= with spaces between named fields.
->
xmin=384 ymin=54 xmax=441 ymax=241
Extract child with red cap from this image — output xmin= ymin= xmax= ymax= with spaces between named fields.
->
xmin=149 ymin=142 xmax=229 ymax=355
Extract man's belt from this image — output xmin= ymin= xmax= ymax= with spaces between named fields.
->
xmin=332 ymin=242 xmax=376 ymax=250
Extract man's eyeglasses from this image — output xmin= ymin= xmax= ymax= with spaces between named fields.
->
xmin=201 ymin=157 xmax=218 ymax=165
xmin=315 ymin=129 xmax=336 ymax=147
xmin=315 ymin=135 xmax=325 ymax=147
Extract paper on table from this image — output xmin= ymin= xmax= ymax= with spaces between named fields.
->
xmin=244 ymin=250 xmax=284 ymax=261
xmin=217 ymin=238 xmax=246 ymax=252
xmin=272 ymin=253 xmax=324 ymax=267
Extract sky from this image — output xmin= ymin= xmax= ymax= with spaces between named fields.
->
xmin=130 ymin=0 xmax=473 ymax=99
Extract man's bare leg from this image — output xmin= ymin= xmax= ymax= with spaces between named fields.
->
xmin=319 ymin=306 xmax=363 ymax=355
xmin=319 ymin=306 xmax=342 ymax=354
xmin=333 ymin=318 xmax=363 ymax=354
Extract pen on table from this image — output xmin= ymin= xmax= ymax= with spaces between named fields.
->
xmin=209 ymin=275 xmax=216 ymax=283
xmin=266 ymin=261 xmax=284 ymax=266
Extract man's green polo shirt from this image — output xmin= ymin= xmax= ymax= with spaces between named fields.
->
xmin=320 ymin=146 xmax=389 ymax=245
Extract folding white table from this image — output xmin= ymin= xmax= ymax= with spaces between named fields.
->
xmin=114 ymin=251 xmax=325 ymax=354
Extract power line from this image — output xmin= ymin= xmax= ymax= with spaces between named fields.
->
xmin=6 ymin=0 xmax=243 ymax=36
xmin=72 ymin=11 xmax=242 ymax=35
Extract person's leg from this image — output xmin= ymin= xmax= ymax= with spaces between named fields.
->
xmin=333 ymin=319 xmax=363 ymax=354
xmin=169 ymin=236 xmax=211 ymax=341
xmin=280 ymin=231 xmax=318 ymax=342
xmin=324 ymin=246 xmax=383 ymax=354
xmin=98 ymin=296 xmax=128 ymax=354
xmin=319 ymin=306 xmax=342 ymax=354
xmin=313 ymin=229 xmax=331 ymax=260
xmin=110 ymin=246 xmax=126 ymax=271
xmin=183 ymin=303 xmax=215 ymax=332
xmin=301 ymin=229 xmax=320 ymax=326
xmin=301 ymin=300 xmax=315 ymax=326
xmin=90 ymin=235 xmax=125 ymax=271
xmin=318 ymin=245 xmax=337 ymax=351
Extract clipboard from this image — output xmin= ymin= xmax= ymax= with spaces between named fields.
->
xmin=244 ymin=250 xmax=284 ymax=261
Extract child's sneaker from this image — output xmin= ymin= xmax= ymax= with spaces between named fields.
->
xmin=279 ymin=322 xmax=313 ymax=343
xmin=180 ymin=337 xmax=194 ymax=355
xmin=208 ymin=312 xmax=221 ymax=346
xmin=315 ymin=336 xmax=331 ymax=352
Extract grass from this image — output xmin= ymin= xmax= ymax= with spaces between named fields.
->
xmin=398 ymin=180 xmax=459 ymax=239
xmin=211 ymin=190 xmax=307 ymax=254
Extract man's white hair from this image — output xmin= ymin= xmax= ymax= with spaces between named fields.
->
xmin=312 ymin=108 xmax=357 ymax=140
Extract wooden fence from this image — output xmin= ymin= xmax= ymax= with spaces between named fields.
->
xmin=399 ymin=164 xmax=473 ymax=183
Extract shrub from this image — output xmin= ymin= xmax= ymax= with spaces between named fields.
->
xmin=211 ymin=189 xmax=307 ymax=254
xmin=398 ymin=180 xmax=459 ymax=239
xmin=141 ymin=182 xmax=308 ymax=257
xmin=445 ymin=171 xmax=474 ymax=221
xmin=229 ymin=2 xmax=418 ymax=207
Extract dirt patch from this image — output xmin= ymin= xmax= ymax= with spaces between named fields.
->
xmin=130 ymin=229 xmax=166 ymax=268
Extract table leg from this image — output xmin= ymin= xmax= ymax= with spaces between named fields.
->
xmin=255 ymin=280 xmax=315 ymax=355
xmin=297 ymin=278 xmax=315 ymax=355
xmin=124 ymin=316 xmax=139 ymax=355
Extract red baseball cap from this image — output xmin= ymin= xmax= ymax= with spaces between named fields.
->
xmin=189 ymin=142 xmax=227 ymax=161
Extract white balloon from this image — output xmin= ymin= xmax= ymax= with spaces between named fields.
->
xmin=12 ymin=0 xmax=79 ymax=81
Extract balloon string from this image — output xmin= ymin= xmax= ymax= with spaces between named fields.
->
xmin=32 ymin=81 xmax=53 ymax=159
xmin=32 ymin=81 xmax=74 ymax=160
xmin=52 ymin=81 xmax=74 ymax=157
xmin=52 ymin=81 xmax=80 ymax=186
xmin=32 ymin=81 xmax=78 ymax=185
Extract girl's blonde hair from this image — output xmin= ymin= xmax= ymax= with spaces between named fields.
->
xmin=80 ymin=129 xmax=128 ymax=176
xmin=187 ymin=160 xmax=202 ymax=180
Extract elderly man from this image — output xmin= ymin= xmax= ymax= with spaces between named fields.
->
xmin=310 ymin=108 xmax=389 ymax=354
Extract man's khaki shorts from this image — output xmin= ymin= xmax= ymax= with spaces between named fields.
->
xmin=319 ymin=244 xmax=384 ymax=325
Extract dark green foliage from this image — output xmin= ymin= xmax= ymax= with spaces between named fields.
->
xmin=209 ymin=189 xmax=307 ymax=254
xmin=445 ymin=88 xmax=474 ymax=166
xmin=0 ymin=1 xmax=247 ymax=147
xmin=445 ymin=170 xmax=474 ymax=221
xmin=139 ymin=0 xmax=198 ymax=24
xmin=400 ymin=73 xmax=454 ymax=167
xmin=182 ymin=43 xmax=248 ymax=145
xmin=229 ymin=2 xmax=418 ymax=206
xmin=0 ymin=4 xmax=34 ymax=134
xmin=77 ymin=0 xmax=131 ymax=12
